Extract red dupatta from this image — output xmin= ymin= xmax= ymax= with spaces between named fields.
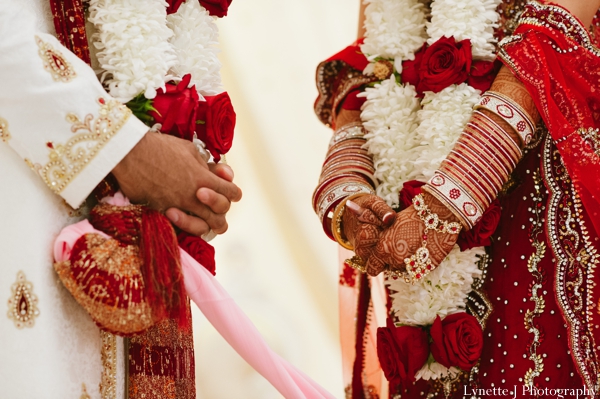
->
xmin=498 ymin=1 xmax=600 ymax=238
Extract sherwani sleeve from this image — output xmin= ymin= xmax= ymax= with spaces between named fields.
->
xmin=0 ymin=3 xmax=148 ymax=208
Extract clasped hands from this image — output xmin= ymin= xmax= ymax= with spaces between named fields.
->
xmin=112 ymin=131 xmax=242 ymax=237
xmin=342 ymin=192 xmax=459 ymax=276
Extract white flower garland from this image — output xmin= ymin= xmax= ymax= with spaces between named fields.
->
xmin=88 ymin=0 xmax=177 ymax=102
xmin=427 ymin=0 xmax=500 ymax=60
xmin=89 ymin=0 xmax=223 ymax=102
xmin=360 ymin=0 xmax=502 ymax=381
xmin=167 ymin=0 xmax=223 ymax=97
xmin=360 ymin=78 xmax=421 ymax=206
xmin=360 ymin=0 xmax=427 ymax=70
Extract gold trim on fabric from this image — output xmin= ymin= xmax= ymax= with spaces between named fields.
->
xmin=41 ymin=98 xmax=131 ymax=194
xmin=80 ymin=383 xmax=92 ymax=399
xmin=36 ymin=36 xmax=76 ymax=83
xmin=100 ymin=331 xmax=117 ymax=399
xmin=7 ymin=271 xmax=39 ymax=329
xmin=543 ymin=136 xmax=600 ymax=390
xmin=522 ymin=170 xmax=547 ymax=386
xmin=577 ymin=127 xmax=600 ymax=157
xmin=0 ymin=117 xmax=10 ymax=142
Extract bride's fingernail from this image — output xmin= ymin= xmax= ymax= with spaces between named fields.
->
xmin=382 ymin=212 xmax=396 ymax=226
xmin=346 ymin=200 xmax=363 ymax=214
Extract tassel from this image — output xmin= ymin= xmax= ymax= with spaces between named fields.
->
xmin=140 ymin=208 xmax=189 ymax=328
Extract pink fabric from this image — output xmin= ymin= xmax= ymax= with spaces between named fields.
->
xmin=54 ymin=220 xmax=335 ymax=399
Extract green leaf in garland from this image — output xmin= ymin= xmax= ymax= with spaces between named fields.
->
xmin=125 ymin=93 xmax=158 ymax=127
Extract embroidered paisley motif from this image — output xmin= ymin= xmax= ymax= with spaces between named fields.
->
xmin=7 ymin=271 xmax=40 ymax=329
xmin=36 ymin=36 xmax=77 ymax=83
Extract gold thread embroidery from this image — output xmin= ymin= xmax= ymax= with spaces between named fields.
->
xmin=100 ymin=331 xmax=117 ymax=399
xmin=7 ymin=271 xmax=40 ymax=329
xmin=523 ymin=169 xmax=547 ymax=386
xmin=543 ymin=136 xmax=600 ymax=389
xmin=35 ymin=36 xmax=76 ymax=83
xmin=0 ymin=117 xmax=10 ymax=142
xmin=41 ymin=98 xmax=131 ymax=194
xmin=80 ymin=383 xmax=92 ymax=399
xmin=578 ymin=127 xmax=600 ymax=157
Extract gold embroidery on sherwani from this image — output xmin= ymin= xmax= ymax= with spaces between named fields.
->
xmin=0 ymin=117 xmax=10 ymax=142
xmin=100 ymin=331 xmax=117 ymax=399
xmin=41 ymin=98 xmax=131 ymax=194
xmin=7 ymin=271 xmax=39 ymax=329
xmin=80 ymin=383 xmax=92 ymax=399
xmin=35 ymin=36 xmax=76 ymax=83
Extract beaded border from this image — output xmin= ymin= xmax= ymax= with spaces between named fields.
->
xmin=0 ymin=117 xmax=10 ymax=142
xmin=40 ymin=98 xmax=131 ymax=194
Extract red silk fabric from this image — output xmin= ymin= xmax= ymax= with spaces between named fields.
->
xmin=498 ymin=1 xmax=600 ymax=238
xmin=49 ymin=0 xmax=91 ymax=65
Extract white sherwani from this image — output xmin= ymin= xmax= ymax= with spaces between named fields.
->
xmin=0 ymin=2 xmax=147 ymax=398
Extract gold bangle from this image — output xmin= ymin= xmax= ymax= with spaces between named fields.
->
xmin=331 ymin=193 xmax=371 ymax=250
xmin=344 ymin=255 xmax=366 ymax=274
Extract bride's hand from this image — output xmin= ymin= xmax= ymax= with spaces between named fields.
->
xmin=342 ymin=194 xmax=396 ymax=268
xmin=365 ymin=192 xmax=460 ymax=277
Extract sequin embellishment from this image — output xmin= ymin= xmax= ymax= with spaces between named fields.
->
xmin=7 ymin=271 xmax=39 ymax=329
xmin=100 ymin=331 xmax=117 ymax=399
xmin=36 ymin=36 xmax=76 ymax=83
xmin=0 ymin=117 xmax=10 ymax=142
xmin=40 ymin=98 xmax=131 ymax=194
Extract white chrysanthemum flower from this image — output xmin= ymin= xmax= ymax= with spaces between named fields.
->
xmin=415 ymin=362 xmax=460 ymax=380
xmin=407 ymin=83 xmax=481 ymax=182
xmin=361 ymin=0 xmax=427 ymax=62
xmin=427 ymin=0 xmax=502 ymax=60
xmin=360 ymin=78 xmax=422 ymax=207
xmin=167 ymin=0 xmax=223 ymax=97
xmin=386 ymin=245 xmax=484 ymax=326
xmin=89 ymin=0 xmax=177 ymax=102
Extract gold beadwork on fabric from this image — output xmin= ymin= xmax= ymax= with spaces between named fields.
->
xmin=41 ymin=98 xmax=131 ymax=194
xmin=0 ymin=117 xmax=10 ymax=142
xmin=36 ymin=36 xmax=76 ymax=82
xmin=36 ymin=36 xmax=76 ymax=83
xmin=100 ymin=331 xmax=117 ymax=399
xmin=543 ymin=136 xmax=600 ymax=389
xmin=7 ymin=271 xmax=40 ymax=329
xmin=80 ymin=383 xmax=92 ymax=399
xmin=578 ymin=127 xmax=600 ymax=157
xmin=522 ymin=170 xmax=546 ymax=386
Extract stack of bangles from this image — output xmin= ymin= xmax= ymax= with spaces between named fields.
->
xmin=312 ymin=121 xmax=376 ymax=242
xmin=423 ymin=91 xmax=535 ymax=229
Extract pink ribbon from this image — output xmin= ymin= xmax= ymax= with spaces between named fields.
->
xmin=54 ymin=219 xmax=334 ymax=399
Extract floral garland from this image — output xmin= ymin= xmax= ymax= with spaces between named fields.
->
xmin=359 ymin=0 xmax=502 ymax=384
xmin=85 ymin=0 xmax=235 ymax=272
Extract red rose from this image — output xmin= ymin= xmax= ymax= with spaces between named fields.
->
xmin=417 ymin=37 xmax=472 ymax=94
xmin=150 ymin=74 xmax=199 ymax=141
xmin=199 ymin=0 xmax=232 ymax=17
xmin=456 ymin=199 xmax=501 ymax=251
xmin=430 ymin=313 xmax=483 ymax=371
xmin=196 ymin=92 xmax=236 ymax=162
xmin=166 ymin=0 xmax=185 ymax=14
xmin=377 ymin=318 xmax=429 ymax=388
xmin=398 ymin=180 xmax=425 ymax=210
xmin=401 ymin=44 xmax=427 ymax=90
xmin=467 ymin=60 xmax=501 ymax=92
xmin=177 ymin=232 xmax=216 ymax=275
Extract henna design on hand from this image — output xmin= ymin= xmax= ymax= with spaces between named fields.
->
xmin=342 ymin=194 xmax=396 ymax=268
xmin=365 ymin=192 xmax=459 ymax=276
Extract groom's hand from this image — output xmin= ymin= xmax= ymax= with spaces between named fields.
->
xmin=112 ymin=131 xmax=242 ymax=236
